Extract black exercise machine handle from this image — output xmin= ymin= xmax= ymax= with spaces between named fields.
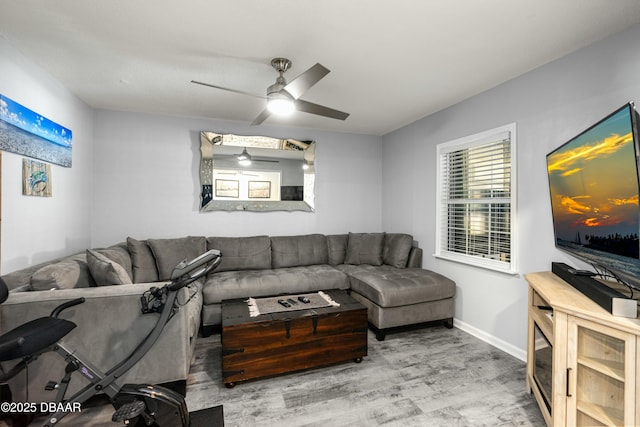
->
xmin=50 ymin=297 xmax=85 ymax=318
xmin=0 ymin=277 xmax=9 ymax=304
xmin=168 ymin=250 xmax=222 ymax=291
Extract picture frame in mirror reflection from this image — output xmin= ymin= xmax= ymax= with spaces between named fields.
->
xmin=248 ymin=181 xmax=271 ymax=199
xmin=214 ymin=179 xmax=239 ymax=198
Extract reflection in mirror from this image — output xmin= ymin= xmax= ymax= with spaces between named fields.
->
xmin=199 ymin=132 xmax=315 ymax=212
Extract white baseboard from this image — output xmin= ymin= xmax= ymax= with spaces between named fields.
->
xmin=453 ymin=318 xmax=526 ymax=362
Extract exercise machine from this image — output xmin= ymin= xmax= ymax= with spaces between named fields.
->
xmin=0 ymin=249 xmax=222 ymax=426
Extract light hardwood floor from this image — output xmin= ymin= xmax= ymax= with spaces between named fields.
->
xmin=185 ymin=326 xmax=546 ymax=426
xmin=15 ymin=325 xmax=545 ymax=426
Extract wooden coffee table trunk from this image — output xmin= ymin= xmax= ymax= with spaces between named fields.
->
xmin=221 ymin=290 xmax=367 ymax=387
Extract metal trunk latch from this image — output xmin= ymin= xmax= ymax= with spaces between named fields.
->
xmin=284 ymin=319 xmax=291 ymax=338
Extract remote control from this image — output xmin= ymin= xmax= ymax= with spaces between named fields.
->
xmin=277 ymin=299 xmax=291 ymax=308
xmin=298 ymin=296 xmax=310 ymax=304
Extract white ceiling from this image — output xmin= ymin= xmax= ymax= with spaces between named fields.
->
xmin=2 ymin=1 xmax=640 ymax=136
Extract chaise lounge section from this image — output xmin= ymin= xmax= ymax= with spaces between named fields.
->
xmin=326 ymin=233 xmax=456 ymax=341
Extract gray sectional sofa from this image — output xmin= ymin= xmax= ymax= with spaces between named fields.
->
xmin=0 ymin=232 xmax=455 ymax=402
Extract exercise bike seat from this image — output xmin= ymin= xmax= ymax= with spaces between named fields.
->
xmin=0 ymin=278 xmax=78 ymax=362
xmin=0 ymin=316 xmax=76 ymax=361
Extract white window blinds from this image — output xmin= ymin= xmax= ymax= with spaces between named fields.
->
xmin=436 ymin=124 xmax=517 ymax=273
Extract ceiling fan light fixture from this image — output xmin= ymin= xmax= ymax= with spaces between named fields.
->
xmin=237 ymin=147 xmax=252 ymax=166
xmin=267 ymin=94 xmax=295 ymax=116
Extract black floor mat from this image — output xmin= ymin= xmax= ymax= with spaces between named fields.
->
xmin=190 ymin=405 xmax=224 ymax=427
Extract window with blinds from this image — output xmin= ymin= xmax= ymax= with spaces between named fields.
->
xmin=435 ymin=123 xmax=517 ymax=273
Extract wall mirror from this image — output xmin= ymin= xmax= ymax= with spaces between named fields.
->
xmin=199 ymin=132 xmax=315 ymax=212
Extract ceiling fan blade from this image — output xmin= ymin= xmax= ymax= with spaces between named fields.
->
xmin=251 ymin=108 xmax=271 ymax=126
xmin=282 ymin=63 xmax=330 ymax=99
xmin=294 ymin=99 xmax=350 ymax=121
xmin=191 ymin=80 xmax=266 ymax=99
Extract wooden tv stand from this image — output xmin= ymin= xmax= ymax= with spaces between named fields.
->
xmin=525 ymin=272 xmax=640 ymax=427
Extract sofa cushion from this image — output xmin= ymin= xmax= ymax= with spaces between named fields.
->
xmin=345 ymin=232 xmax=385 ymax=265
xmin=271 ymin=234 xmax=328 ymax=268
xmin=206 ymin=236 xmax=271 ymax=272
xmin=127 ymin=237 xmax=159 ymax=283
xmin=383 ymin=233 xmax=414 ymax=268
xmin=86 ymin=249 xmax=132 ymax=286
xmin=327 ymin=234 xmax=348 ymax=266
xmin=30 ymin=258 xmax=94 ymax=291
xmin=148 ymin=236 xmax=207 ymax=281
xmin=202 ymin=265 xmax=349 ymax=304
xmin=96 ymin=244 xmax=133 ymax=280
xmin=344 ymin=265 xmax=456 ymax=308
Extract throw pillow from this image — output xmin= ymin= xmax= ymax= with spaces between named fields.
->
xmin=344 ymin=232 xmax=385 ymax=265
xmin=127 ymin=237 xmax=159 ymax=283
xmin=30 ymin=260 xmax=93 ymax=291
xmin=86 ymin=249 xmax=132 ymax=286
xmin=97 ymin=244 xmax=133 ymax=280
xmin=147 ymin=236 xmax=207 ymax=281
xmin=382 ymin=233 xmax=414 ymax=268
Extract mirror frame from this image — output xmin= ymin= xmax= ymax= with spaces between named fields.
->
xmin=199 ymin=132 xmax=316 ymax=212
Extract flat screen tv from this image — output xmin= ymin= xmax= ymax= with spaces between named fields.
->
xmin=547 ymin=102 xmax=640 ymax=292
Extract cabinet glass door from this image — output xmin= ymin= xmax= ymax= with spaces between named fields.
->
xmin=567 ymin=317 xmax=635 ymax=426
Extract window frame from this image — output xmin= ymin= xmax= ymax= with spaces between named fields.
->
xmin=435 ymin=123 xmax=518 ymax=274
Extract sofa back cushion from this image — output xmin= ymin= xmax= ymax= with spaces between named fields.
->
xmin=327 ymin=234 xmax=348 ymax=266
xmin=206 ymin=236 xmax=271 ymax=272
xmin=127 ymin=237 xmax=159 ymax=283
xmin=345 ymin=232 xmax=385 ymax=266
xmin=148 ymin=236 xmax=207 ymax=281
xmin=383 ymin=233 xmax=414 ymax=268
xmin=271 ymin=234 xmax=328 ymax=268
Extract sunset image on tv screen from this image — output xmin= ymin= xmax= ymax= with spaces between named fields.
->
xmin=547 ymin=106 xmax=639 ymax=259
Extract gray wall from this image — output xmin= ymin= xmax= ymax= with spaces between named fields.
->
xmin=90 ymin=110 xmax=383 ymax=246
xmin=0 ymin=36 xmax=94 ymax=273
xmin=382 ymin=24 xmax=640 ymax=358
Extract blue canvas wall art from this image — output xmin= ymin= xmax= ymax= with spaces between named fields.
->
xmin=0 ymin=94 xmax=72 ymax=167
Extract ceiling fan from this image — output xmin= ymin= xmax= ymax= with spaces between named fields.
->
xmin=212 ymin=148 xmax=280 ymax=166
xmin=191 ymin=58 xmax=350 ymax=126
xmin=234 ymin=147 xmax=279 ymax=165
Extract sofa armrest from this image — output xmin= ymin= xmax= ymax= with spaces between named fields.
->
xmin=0 ymin=282 xmax=202 ymax=402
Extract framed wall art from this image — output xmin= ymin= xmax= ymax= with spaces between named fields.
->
xmin=0 ymin=94 xmax=72 ymax=167
xmin=23 ymin=159 xmax=52 ymax=197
